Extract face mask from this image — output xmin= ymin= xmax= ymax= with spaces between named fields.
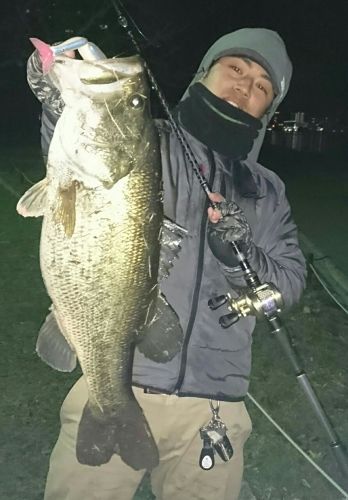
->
xmin=174 ymin=83 xmax=262 ymax=160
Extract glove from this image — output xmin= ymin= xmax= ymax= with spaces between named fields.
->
xmin=207 ymin=201 xmax=252 ymax=267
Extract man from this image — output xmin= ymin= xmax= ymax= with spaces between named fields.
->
xmin=27 ymin=28 xmax=306 ymax=500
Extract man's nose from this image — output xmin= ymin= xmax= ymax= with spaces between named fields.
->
xmin=235 ymin=78 xmax=252 ymax=97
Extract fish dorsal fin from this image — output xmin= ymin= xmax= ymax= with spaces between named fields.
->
xmin=16 ymin=178 xmax=48 ymax=218
xmin=55 ymin=181 xmax=78 ymax=238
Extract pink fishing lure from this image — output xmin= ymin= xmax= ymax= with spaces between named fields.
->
xmin=30 ymin=38 xmax=54 ymax=74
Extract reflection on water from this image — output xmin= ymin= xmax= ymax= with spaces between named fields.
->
xmin=265 ymin=130 xmax=346 ymax=153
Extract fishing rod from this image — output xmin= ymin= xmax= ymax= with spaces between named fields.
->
xmin=110 ymin=0 xmax=348 ymax=483
xmin=110 ymin=0 xmax=212 ymax=202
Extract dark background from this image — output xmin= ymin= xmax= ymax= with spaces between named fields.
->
xmin=1 ymin=4 xmax=348 ymax=498
xmin=1 ymin=0 xmax=348 ymax=145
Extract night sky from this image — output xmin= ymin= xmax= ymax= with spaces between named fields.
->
xmin=1 ymin=0 xmax=348 ymax=138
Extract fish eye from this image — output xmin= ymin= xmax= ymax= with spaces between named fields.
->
xmin=128 ymin=94 xmax=145 ymax=109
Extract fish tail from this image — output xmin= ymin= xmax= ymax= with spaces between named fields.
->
xmin=76 ymin=400 xmax=159 ymax=471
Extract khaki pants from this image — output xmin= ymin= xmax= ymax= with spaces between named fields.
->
xmin=44 ymin=377 xmax=252 ymax=500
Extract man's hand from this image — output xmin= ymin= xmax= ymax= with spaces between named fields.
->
xmin=207 ymin=192 xmax=224 ymax=222
xmin=207 ymin=195 xmax=252 ymax=267
xmin=62 ymin=50 xmax=76 ymax=58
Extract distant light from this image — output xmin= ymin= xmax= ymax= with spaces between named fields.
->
xmin=99 ymin=24 xmax=109 ymax=30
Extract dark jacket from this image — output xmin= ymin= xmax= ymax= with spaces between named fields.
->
xmin=132 ymin=28 xmax=306 ymax=400
xmin=132 ymin=120 xmax=306 ymax=401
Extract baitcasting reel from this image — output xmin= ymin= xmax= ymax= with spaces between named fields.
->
xmin=208 ymin=281 xmax=283 ymax=327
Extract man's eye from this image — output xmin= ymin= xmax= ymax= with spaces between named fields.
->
xmin=257 ymin=83 xmax=267 ymax=95
xmin=230 ymin=65 xmax=241 ymax=74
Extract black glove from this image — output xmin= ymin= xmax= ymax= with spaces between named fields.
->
xmin=207 ymin=201 xmax=252 ymax=267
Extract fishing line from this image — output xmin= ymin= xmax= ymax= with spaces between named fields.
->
xmin=247 ymin=392 xmax=348 ymax=498
xmin=113 ymin=0 xmax=159 ymax=47
xmin=308 ymin=262 xmax=348 ymax=316
xmin=0 ymin=176 xmax=21 ymax=199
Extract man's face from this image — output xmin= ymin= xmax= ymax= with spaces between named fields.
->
xmin=201 ymin=56 xmax=275 ymax=119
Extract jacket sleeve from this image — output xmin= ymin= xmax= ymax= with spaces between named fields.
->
xmin=222 ymin=176 xmax=307 ymax=309
xmin=27 ymin=50 xmax=63 ymax=158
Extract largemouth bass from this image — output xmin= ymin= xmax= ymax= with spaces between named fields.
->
xmin=18 ymin=43 xmax=184 ymax=470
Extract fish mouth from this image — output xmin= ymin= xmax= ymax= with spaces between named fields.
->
xmin=80 ymin=62 xmax=143 ymax=85
xmin=80 ymin=73 xmax=124 ymax=85
xmin=53 ymin=55 xmax=144 ymax=86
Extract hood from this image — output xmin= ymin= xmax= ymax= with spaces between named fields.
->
xmin=181 ymin=28 xmax=292 ymax=162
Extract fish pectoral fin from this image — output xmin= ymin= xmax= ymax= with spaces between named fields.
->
xmin=55 ymin=181 xmax=78 ymax=237
xmin=16 ymin=178 xmax=48 ymax=217
xmin=136 ymin=293 xmax=183 ymax=363
xmin=158 ymin=218 xmax=188 ymax=281
xmin=36 ymin=309 xmax=77 ymax=372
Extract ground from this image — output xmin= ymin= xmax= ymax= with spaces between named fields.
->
xmin=0 ymin=144 xmax=347 ymax=500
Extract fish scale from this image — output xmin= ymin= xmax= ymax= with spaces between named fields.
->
xmin=41 ymin=166 xmax=161 ymax=409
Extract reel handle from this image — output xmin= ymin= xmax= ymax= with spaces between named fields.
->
xmin=208 ymin=295 xmax=228 ymax=310
xmin=219 ymin=312 xmax=240 ymax=328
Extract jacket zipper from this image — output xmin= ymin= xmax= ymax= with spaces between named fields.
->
xmin=174 ymin=150 xmax=216 ymax=392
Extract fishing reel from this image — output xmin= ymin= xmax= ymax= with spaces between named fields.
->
xmin=208 ymin=282 xmax=283 ymax=328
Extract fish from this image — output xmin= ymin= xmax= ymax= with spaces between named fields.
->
xmin=17 ymin=40 xmax=184 ymax=470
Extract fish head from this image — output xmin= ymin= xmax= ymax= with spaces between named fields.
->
xmin=48 ymin=55 xmax=157 ymax=187
xmin=48 ymin=55 xmax=153 ymax=140
xmin=49 ymin=54 xmax=146 ymax=104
